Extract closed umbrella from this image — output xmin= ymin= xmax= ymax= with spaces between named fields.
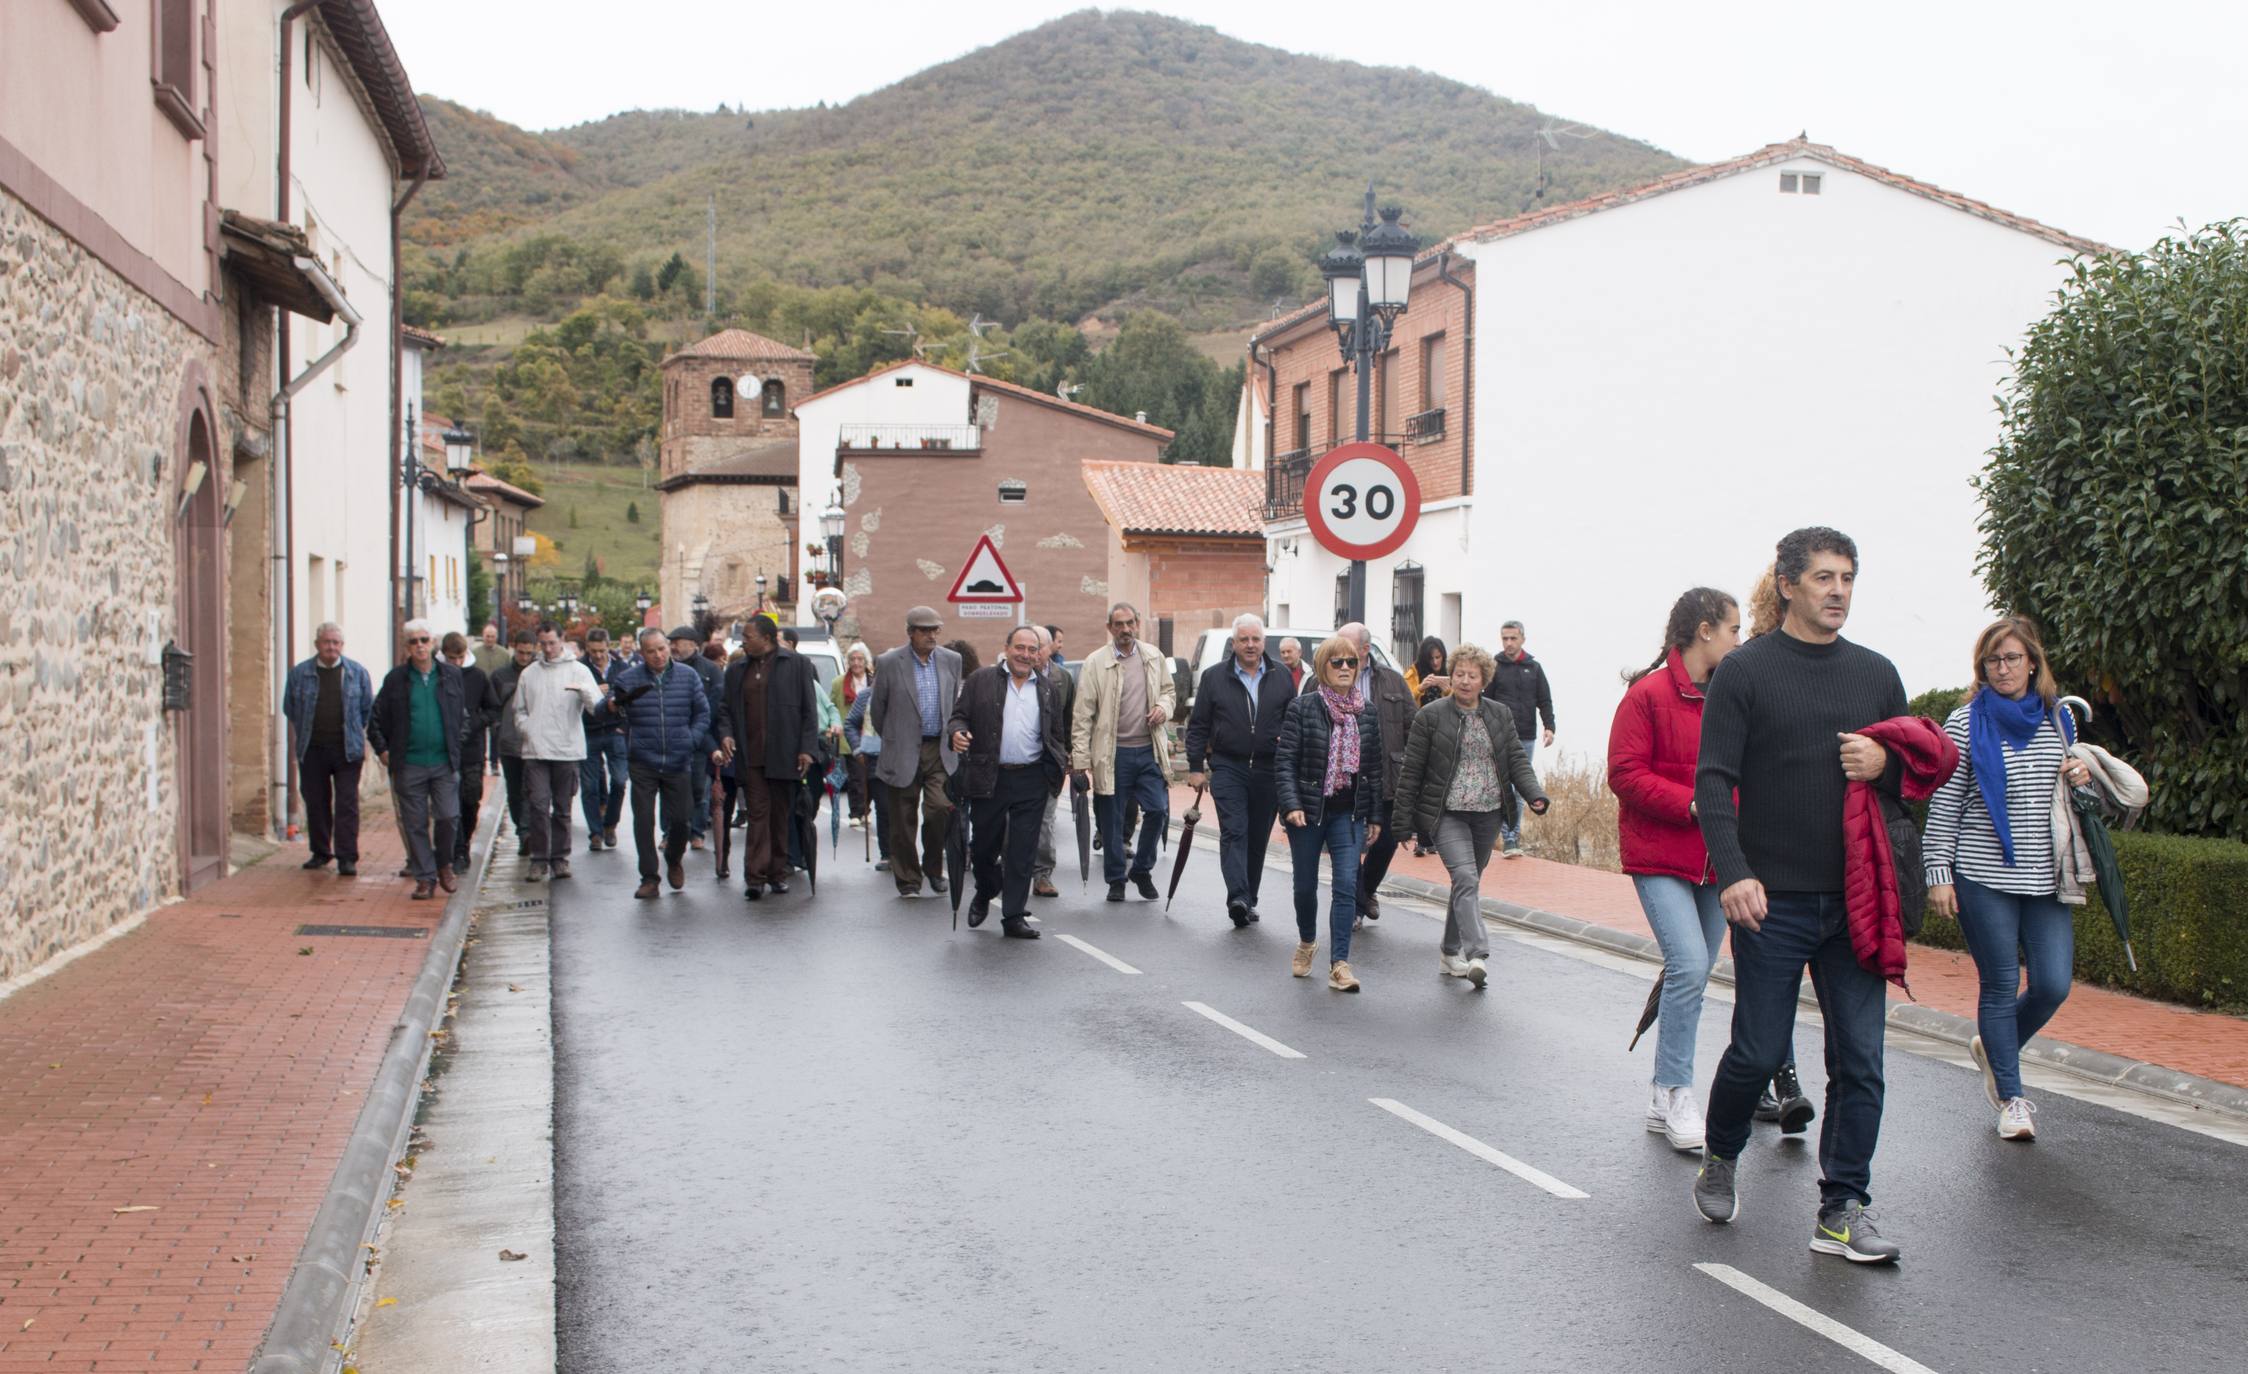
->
xmin=946 ymin=793 xmax=970 ymax=929
xmin=1072 ymin=774 xmax=1092 ymax=889
xmin=793 ymin=767 xmax=821 ymax=895
xmin=824 ymin=757 xmax=848 ymax=856
xmin=1629 ymin=980 xmax=1664 ymax=1051
xmin=712 ymin=759 xmax=731 ymax=882
xmin=1164 ymin=785 xmax=1205 ymax=912
xmin=2060 ymin=697 xmax=2139 ymax=973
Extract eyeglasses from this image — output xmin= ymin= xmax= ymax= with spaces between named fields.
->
xmin=406 ymin=636 xmax=431 ymax=645
xmin=1982 ymin=652 xmax=2029 ymax=670
xmin=1330 ymin=657 xmax=1360 ymax=669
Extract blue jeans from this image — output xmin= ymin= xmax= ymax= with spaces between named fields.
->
xmin=1096 ymin=745 xmax=1167 ymax=884
xmin=1633 ymin=875 xmax=1727 ymax=1090
xmin=580 ymin=733 xmax=628 ymax=835
xmin=1210 ymin=753 xmax=1278 ymax=908
xmin=1501 ymin=736 xmax=1536 ymax=845
xmin=1705 ymin=892 xmax=1887 ymax=1209
xmin=1288 ymin=806 xmax=1364 ymax=963
xmin=1954 ymin=876 xmax=2075 ymax=1100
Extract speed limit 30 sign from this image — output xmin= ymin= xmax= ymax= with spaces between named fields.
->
xmin=1302 ymin=441 xmax=1422 ymax=561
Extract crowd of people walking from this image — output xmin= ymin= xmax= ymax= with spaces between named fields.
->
xmin=284 ymin=523 xmax=2145 ymax=1272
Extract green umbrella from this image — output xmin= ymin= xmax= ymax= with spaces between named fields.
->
xmin=2059 ymin=697 xmax=2137 ymax=973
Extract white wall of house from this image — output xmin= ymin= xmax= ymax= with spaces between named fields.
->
xmin=1444 ymin=153 xmax=2094 ymax=771
xmin=214 ymin=2 xmax=398 ymax=670
xmin=1230 ymin=373 xmax=1269 ymax=472
xmin=1263 ymin=502 xmax=1475 ymax=663
xmin=794 ymin=363 xmax=976 ymax=512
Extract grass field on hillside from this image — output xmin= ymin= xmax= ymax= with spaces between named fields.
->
xmin=526 ymin=462 xmax=664 ymax=590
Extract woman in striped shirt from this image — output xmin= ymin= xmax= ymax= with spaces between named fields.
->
xmin=1924 ymin=617 xmax=2094 ymax=1141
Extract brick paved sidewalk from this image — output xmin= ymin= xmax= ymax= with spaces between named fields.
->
xmin=1165 ymin=783 xmax=2248 ymax=1092
xmin=0 ymin=827 xmax=453 ymax=1372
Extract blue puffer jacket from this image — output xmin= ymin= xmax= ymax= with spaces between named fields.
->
xmin=606 ymin=659 xmax=712 ymax=775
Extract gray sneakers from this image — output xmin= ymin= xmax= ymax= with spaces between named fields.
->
xmin=1692 ymin=1149 xmax=1739 ymax=1223
xmin=1811 ymin=1201 xmax=1902 ymax=1264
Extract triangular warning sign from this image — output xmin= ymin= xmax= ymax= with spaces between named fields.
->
xmin=946 ymin=534 xmax=1023 ymax=603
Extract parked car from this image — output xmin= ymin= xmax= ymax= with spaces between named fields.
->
xmin=1180 ymin=624 xmax=1397 ymax=711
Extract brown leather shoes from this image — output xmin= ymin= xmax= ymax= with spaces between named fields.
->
xmin=634 ymin=880 xmax=660 ymax=900
xmin=436 ymin=867 xmax=458 ymax=894
xmin=1033 ymin=878 xmax=1059 ymax=898
xmin=667 ymin=859 xmax=685 ymax=890
xmin=411 ymin=880 xmax=436 ymax=901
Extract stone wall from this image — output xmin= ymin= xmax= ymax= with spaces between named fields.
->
xmin=658 ymin=481 xmax=796 ymax=624
xmin=0 ymin=190 xmax=223 ymax=978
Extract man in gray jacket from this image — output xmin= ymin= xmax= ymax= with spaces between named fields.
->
xmin=511 ymin=621 xmax=607 ymax=881
xmin=864 ymin=606 xmax=961 ymax=898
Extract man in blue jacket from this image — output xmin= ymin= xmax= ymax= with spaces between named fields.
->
xmin=601 ymin=628 xmax=715 ymax=899
xmin=283 ymin=621 xmax=374 ymax=877
xmin=578 ymin=628 xmax=632 ymax=851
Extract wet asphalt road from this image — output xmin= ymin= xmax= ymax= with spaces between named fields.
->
xmin=550 ymin=822 xmax=2248 ymax=1374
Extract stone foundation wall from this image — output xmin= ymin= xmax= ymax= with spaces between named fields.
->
xmin=0 ymin=191 xmax=219 ymax=978
xmin=658 ymin=481 xmax=796 ymax=625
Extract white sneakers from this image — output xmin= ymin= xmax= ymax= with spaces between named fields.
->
xmin=1998 ymin=1097 xmax=2037 ymax=1141
xmin=1647 ymin=1084 xmax=1706 ymax=1152
xmin=1439 ymin=953 xmax=1472 ymax=978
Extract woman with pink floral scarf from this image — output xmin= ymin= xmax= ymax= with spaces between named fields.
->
xmin=1274 ymin=635 xmax=1386 ymax=992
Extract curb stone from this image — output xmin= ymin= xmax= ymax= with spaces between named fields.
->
xmin=1158 ymin=810 xmax=2248 ymax=1125
xmin=248 ymin=804 xmax=502 ymax=1374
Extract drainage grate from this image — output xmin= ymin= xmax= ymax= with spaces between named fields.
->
xmin=294 ymin=924 xmax=428 ymax=939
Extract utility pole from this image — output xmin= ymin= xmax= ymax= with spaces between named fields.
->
xmin=705 ymin=193 xmax=717 ymax=320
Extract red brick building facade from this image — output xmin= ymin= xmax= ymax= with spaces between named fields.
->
xmin=1082 ymin=462 xmax=1267 ymax=656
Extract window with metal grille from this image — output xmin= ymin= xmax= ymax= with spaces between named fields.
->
xmin=1390 ymin=562 xmax=1425 ymax=666
xmin=1334 ymin=573 xmax=1350 ymax=630
xmin=997 ymin=481 xmax=1027 ymax=504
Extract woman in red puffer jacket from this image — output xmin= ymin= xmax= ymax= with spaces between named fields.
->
xmin=1611 ymin=586 xmax=1808 ymax=1152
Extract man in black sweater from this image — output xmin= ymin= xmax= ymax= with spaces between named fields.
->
xmin=1691 ymin=527 xmax=1908 ymax=1266
xmin=1483 ymin=620 xmax=1556 ymax=857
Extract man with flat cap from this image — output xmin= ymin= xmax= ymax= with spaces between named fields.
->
xmin=865 ymin=606 xmax=962 ymax=897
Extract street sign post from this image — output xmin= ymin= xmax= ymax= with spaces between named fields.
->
xmin=946 ymin=534 xmax=1024 ymax=622
xmin=1302 ymin=441 xmax=1421 ymax=563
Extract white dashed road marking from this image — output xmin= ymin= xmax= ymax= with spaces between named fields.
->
xmin=1695 ymin=1263 xmax=1941 ymax=1373
xmin=1054 ymin=933 xmax=1139 ymax=974
xmin=1368 ymin=1098 xmax=1589 ymax=1199
xmin=1182 ymin=1002 xmax=1306 ymax=1059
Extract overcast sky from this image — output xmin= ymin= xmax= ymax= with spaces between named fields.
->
xmin=379 ymin=0 xmax=2246 ymax=252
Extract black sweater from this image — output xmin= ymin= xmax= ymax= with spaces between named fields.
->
xmin=1694 ymin=630 xmax=1907 ymax=893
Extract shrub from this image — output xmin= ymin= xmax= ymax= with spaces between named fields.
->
xmin=1526 ymin=754 xmax=1620 ymax=872
xmin=1915 ymin=830 xmax=2248 ymax=1010
xmin=1907 ymin=684 xmax=1969 ymax=724
xmin=1976 ymin=221 xmax=2248 ymax=841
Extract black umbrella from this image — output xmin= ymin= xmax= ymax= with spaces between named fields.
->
xmin=1072 ymin=774 xmax=1093 ymax=889
xmin=793 ymin=769 xmax=821 ymax=895
xmin=712 ymin=760 xmax=731 ymax=882
xmin=946 ymin=782 xmax=970 ymax=929
xmin=2059 ymin=696 xmax=2138 ymax=973
xmin=1629 ymin=980 xmax=1664 ymax=1051
xmin=2072 ymin=788 xmax=2137 ymax=972
xmin=1164 ymin=785 xmax=1206 ymax=912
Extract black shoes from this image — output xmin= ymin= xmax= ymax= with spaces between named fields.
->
xmin=1245 ymin=906 xmax=1259 ymax=924
xmin=968 ymin=897 xmax=992 ymax=928
xmin=929 ymin=874 xmax=949 ymax=894
xmin=769 ymin=880 xmax=791 ymax=895
xmin=1772 ymin=1064 xmax=1816 ymax=1134
xmin=1361 ymin=892 xmax=1381 ymax=921
xmin=743 ymin=884 xmax=763 ymax=901
xmin=1228 ymin=900 xmax=1250 ymax=929
xmin=1755 ymin=1088 xmax=1782 ymax=1122
xmin=336 ymin=862 xmax=358 ymax=877
xmin=301 ymin=854 xmax=331 ymax=871
xmin=1106 ymin=881 xmax=1126 ymax=903
xmin=1133 ymin=872 xmax=1159 ymax=901
xmin=1001 ymin=916 xmax=1040 ymax=939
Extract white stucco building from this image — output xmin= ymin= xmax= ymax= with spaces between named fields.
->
xmin=1259 ymin=138 xmax=2109 ymax=769
xmin=400 ymin=326 xmax=476 ymax=637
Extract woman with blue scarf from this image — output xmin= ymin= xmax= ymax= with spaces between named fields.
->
xmin=1923 ymin=617 xmax=2094 ymax=1141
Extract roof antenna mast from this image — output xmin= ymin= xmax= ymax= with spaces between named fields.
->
xmin=705 ymin=192 xmax=718 ymax=320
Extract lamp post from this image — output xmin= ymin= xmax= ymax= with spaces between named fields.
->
xmin=691 ymin=590 xmax=710 ymax=632
xmin=821 ymin=491 xmax=846 ymax=590
xmin=1318 ymin=185 xmax=1420 ymax=624
xmin=492 ymin=551 xmax=510 ymax=635
xmin=754 ymin=573 xmax=768 ymax=615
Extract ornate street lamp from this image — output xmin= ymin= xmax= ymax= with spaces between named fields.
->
xmin=1318 ymin=184 xmax=1421 ymax=624
xmin=441 ymin=423 xmax=476 ymax=479
xmin=634 ymin=590 xmax=652 ymax=616
xmin=754 ymin=573 xmax=769 ymax=614
xmin=821 ymin=492 xmax=846 ymax=588
xmin=691 ymin=591 xmax=710 ymax=624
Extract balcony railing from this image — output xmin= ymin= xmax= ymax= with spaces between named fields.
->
xmin=1264 ymin=434 xmax=1410 ymax=521
xmin=836 ymin=423 xmax=983 ymax=453
xmin=1405 ymin=407 xmax=1446 ymax=444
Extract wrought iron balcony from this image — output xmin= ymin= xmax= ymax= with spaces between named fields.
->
xmin=1265 ymin=449 xmax=1313 ymax=520
xmin=836 ymin=423 xmax=983 ymax=454
xmin=1405 ymin=407 xmax=1446 ymax=444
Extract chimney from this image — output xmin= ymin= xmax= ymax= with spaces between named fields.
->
xmin=1135 ymin=410 xmax=1148 ymax=424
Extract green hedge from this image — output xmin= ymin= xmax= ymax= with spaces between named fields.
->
xmin=1914 ymin=831 xmax=2248 ymax=1010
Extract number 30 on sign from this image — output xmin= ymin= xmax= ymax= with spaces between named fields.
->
xmin=1302 ymin=442 xmax=1422 ymax=561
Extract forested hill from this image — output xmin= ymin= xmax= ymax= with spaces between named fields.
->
xmin=403 ymin=9 xmax=1683 ymax=334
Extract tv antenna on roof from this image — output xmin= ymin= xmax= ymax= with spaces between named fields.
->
xmin=963 ymin=338 xmax=1009 ymax=374
xmin=1526 ymin=122 xmax=1601 ymax=210
xmin=880 ymin=321 xmax=927 ymax=360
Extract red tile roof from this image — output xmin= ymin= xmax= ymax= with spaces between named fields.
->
xmin=667 ymin=328 xmax=816 ymax=365
xmin=464 ymin=472 xmax=544 ymax=510
xmin=1447 ymin=137 xmax=2112 ymax=256
xmin=400 ymin=323 xmax=446 ymax=349
xmin=1082 ymin=460 xmax=1264 ymax=538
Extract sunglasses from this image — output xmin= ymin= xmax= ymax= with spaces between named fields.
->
xmin=406 ymin=636 xmax=431 ymax=644
xmin=1330 ymin=657 xmax=1359 ymax=669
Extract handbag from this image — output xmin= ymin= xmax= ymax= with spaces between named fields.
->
xmin=1884 ymin=791 xmax=1929 ymax=939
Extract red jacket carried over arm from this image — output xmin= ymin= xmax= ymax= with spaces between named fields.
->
xmin=1842 ymin=715 xmax=1960 ymax=992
